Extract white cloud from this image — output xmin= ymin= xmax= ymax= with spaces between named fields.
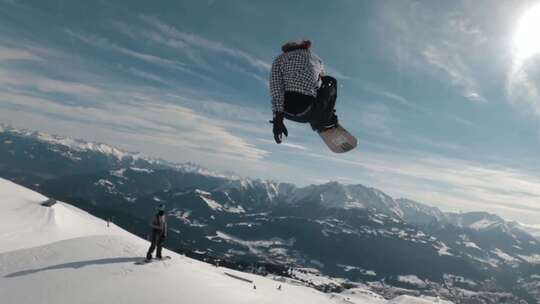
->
xmin=506 ymin=58 xmax=540 ymax=117
xmin=65 ymin=30 xmax=188 ymax=71
xmin=0 ymin=35 xmax=274 ymax=168
xmin=0 ymin=91 xmax=269 ymax=163
xmin=65 ymin=29 xmax=222 ymax=85
xmin=222 ymin=61 xmax=268 ymax=86
xmin=324 ymin=65 xmax=350 ymax=80
xmin=137 ymin=15 xmax=271 ymax=71
xmin=378 ymin=1 xmax=488 ymax=103
xmin=363 ymin=83 xmax=428 ymax=113
xmin=358 ymin=103 xmax=393 ymax=136
xmin=364 ymin=84 xmax=409 ymax=105
xmin=503 ymin=2 xmax=540 ymax=122
xmin=405 ymin=135 xmax=465 ymax=152
xmin=257 ymin=138 xmax=309 ymax=151
xmin=127 ymin=67 xmax=169 ymax=85
xmin=447 ymin=13 xmax=487 ymax=44
xmin=362 ymin=83 xmax=473 ymax=126
xmin=0 ymin=46 xmax=41 ymax=61
xmin=0 ymin=70 xmax=102 ymax=96
xmin=423 ymin=44 xmax=485 ymax=102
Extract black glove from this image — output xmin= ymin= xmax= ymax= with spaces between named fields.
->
xmin=270 ymin=112 xmax=288 ymax=144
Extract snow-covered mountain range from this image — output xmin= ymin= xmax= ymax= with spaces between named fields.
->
xmin=2 ymin=125 xmax=540 ymax=303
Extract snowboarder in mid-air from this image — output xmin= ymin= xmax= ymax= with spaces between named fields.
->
xmin=269 ymin=40 xmax=357 ymax=153
xmin=145 ymin=204 xmax=168 ymax=262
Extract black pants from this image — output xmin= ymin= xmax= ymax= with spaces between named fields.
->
xmin=146 ymin=230 xmax=165 ymax=259
xmin=284 ymin=76 xmax=338 ymax=130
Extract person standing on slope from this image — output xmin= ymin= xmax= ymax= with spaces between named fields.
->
xmin=146 ymin=204 xmax=168 ymax=261
xmin=269 ymin=40 xmax=338 ymax=144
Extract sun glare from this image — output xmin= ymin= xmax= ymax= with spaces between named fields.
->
xmin=515 ymin=3 xmax=540 ymax=61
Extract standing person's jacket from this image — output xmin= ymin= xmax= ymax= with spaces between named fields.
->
xmin=270 ymin=49 xmax=325 ymax=114
xmin=150 ymin=214 xmax=167 ymax=236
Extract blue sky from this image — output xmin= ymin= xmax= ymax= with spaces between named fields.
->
xmin=1 ymin=0 xmax=540 ymax=225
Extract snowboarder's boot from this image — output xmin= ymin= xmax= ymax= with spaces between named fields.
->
xmin=312 ymin=111 xmax=338 ymax=132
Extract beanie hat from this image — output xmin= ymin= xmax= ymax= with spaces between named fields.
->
xmin=281 ymin=40 xmax=311 ymax=53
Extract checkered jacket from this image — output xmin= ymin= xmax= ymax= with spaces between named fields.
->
xmin=270 ymin=49 xmax=325 ymax=113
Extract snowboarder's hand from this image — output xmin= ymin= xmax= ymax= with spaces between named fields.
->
xmin=270 ymin=112 xmax=288 ymax=144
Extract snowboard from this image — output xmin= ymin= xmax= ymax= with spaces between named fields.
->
xmin=318 ymin=124 xmax=357 ymax=153
xmin=135 ymin=256 xmax=171 ymax=265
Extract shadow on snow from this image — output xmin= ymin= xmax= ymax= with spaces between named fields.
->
xmin=4 ymin=257 xmax=141 ymax=278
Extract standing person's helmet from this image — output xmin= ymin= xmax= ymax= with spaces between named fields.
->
xmin=157 ymin=204 xmax=166 ymax=215
xmin=281 ymin=40 xmax=311 ymax=52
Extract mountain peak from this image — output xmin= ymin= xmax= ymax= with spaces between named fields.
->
xmin=2 ymin=124 xmax=141 ymax=161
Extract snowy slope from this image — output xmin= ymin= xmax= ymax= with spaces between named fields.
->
xmin=0 ymin=178 xmax=450 ymax=304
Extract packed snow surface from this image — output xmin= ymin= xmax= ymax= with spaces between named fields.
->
xmin=0 ymin=178 xmax=451 ymax=304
